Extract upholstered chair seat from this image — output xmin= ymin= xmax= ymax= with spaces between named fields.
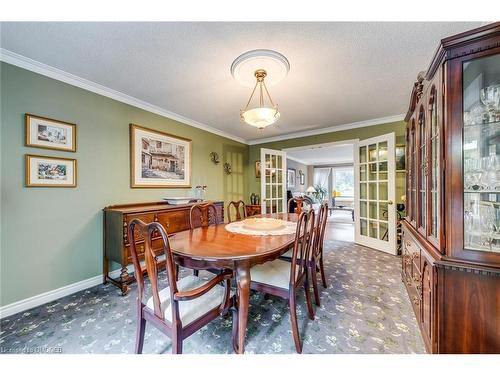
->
xmin=146 ymin=275 xmax=232 ymax=326
xmin=250 ymin=259 xmax=298 ymax=289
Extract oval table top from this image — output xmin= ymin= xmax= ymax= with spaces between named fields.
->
xmin=169 ymin=213 xmax=299 ymax=261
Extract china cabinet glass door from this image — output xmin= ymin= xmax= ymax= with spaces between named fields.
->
xmin=429 ymin=88 xmax=440 ymax=244
xmin=462 ymin=53 xmax=500 ymax=253
xmin=418 ymin=108 xmax=427 ymax=232
xmin=410 ymin=122 xmax=417 ymax=224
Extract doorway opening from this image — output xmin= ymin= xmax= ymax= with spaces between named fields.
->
xmin=283 ymin=140 xmax=357 ymax=242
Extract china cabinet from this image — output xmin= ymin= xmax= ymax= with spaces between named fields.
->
xmin=403 ymin=23 xmax=500 ymax=353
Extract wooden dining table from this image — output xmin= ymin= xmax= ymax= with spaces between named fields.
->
xmin=168 ymin=212 xmax=299 ymax=354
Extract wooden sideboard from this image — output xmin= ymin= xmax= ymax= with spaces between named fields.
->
xmin=245 ymin=204 xmax=261 ymax=217
xmin=103 ymin=200 xmax=224 ymax=295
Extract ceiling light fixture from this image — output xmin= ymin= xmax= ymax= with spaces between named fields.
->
xmin=231 ymin=49 xmax=289 ymax=129
xmin=240 ymin=69 xmax=279 ymax=129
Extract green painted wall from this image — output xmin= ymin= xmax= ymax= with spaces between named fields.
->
xmin=0 ymin=62 xmax=248 ymax=306
xmin=247 ymin=121 xmax=407 ymax=204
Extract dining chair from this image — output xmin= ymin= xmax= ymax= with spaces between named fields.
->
xmin=189 ymin=201 xmax=219 ymax=276
xmin=227 ymin=200 xmax=247 ymax=223
xmin=247 ymin=211 xmax=315 ymax=353
xmin=280 ymin=203 xmax=329 ymax=308
xmin=308 ymin=202 xmax=329 ymax=306
xmin=189 ymin=201 xmax=219 ymax=229
xmin=287 ymin=196 xmax=313 ymax=214
xmin=128 ymin=219 xmax=235 ymax=354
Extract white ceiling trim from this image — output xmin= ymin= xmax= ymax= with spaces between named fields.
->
xmin=247 ymin=114 xmax=405 ymax=145
xmin=283 ymin=139 xmax=358 ymax=152
xmin=313 ymin=160 xmax=354 ymax=166
xmin=0 ymin=48 xmax=247 ymax=144
xmin=285 ymin=154 xmax=309 ymax=165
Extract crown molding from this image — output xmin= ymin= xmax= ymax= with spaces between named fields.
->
xmin=0 ymin=48 xmax=247 ymax=144
xmin=285 ymin=154 xmax=309 ymax=165
xmin=0 ymin=48 xmax=406 ymax=147
xmin=247 ymin=114 xmax=406 ymax=145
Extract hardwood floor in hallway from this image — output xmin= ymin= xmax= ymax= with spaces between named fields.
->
xmin=325 ymin=210 xmax=355 ymax=242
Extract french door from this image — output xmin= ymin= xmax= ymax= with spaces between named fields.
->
xmin=354 ymin=133 xmax=397 ymax=254
xmin=260 ymin=148 xmax=287 ymax=214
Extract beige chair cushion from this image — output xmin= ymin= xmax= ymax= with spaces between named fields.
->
xmin=251 ymin=259 xmax=297 ymax=290
xmin=146 ymin=275 xmax=228 ymax=326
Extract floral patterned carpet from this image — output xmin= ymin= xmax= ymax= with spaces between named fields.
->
xmin=0 ymin=239 xmax=425 ymax=354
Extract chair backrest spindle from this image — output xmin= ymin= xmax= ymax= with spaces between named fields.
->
xmin=290 ymin=210 xmax=315 ymax=287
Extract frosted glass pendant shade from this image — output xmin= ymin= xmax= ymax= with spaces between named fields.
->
xmin=241 ymin=107 xmax=280 ymax=129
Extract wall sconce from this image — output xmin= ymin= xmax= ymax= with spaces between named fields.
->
xmin=209 ymin=152 xmax=220 ymax=164
xmin=223 ymin=162 xmax=232 ymax=174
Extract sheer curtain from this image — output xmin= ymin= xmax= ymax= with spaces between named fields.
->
xmin=313 ymin=167 xmax=331 ymax=188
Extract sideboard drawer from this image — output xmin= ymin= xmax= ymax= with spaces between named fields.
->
xmin=124 ymin=213 xmax=155 ymax=244
xmin=157 ymin=210 xmax=191 ymax=234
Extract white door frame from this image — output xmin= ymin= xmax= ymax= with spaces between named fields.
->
xmin=354 ymin=132 xmax=396 ymax=254
xmin=260 ymin=148 xmax=287 ymax=214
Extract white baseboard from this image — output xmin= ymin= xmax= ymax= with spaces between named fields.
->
xmin=0 ymin=257 xmax=166 ymax=319
xmin=0 ymin=268 xmax=125 ymax=319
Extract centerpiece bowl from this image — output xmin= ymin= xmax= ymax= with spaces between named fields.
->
xmin=242 ymin=217 xmax=287 ymax=231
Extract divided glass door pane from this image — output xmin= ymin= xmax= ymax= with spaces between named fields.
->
xmin=261 ymin=149 xmax=286 ymax=214
xmin=462 ymin=53 xmax=500 ymax=253
xmin=358 ymin=141 xmax=390 ymax=241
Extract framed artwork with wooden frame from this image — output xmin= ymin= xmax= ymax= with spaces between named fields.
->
xmin=130 ymin=124 xmax=192 ymax=188
xmin=25 ymin=154 xmax=77 ymax=187
xmin=25 ymin=114 xmax=76 ymax=152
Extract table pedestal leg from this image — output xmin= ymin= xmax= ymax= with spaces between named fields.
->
xmin=235 ymin=262 xmax=250 ymax=354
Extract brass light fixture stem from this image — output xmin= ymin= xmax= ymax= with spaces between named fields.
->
xmin=242 ymin=69 xmax=278 ymax=112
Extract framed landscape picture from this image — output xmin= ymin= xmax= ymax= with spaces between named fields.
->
xmin=25 ymin=114 xmax=76 ymax=152
xmin=130 ymin=124 xmax=191 ymax=188
xmin=25 ymin=154 xmax=77 ymax=187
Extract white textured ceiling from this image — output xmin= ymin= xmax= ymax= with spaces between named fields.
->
xmin=287 ymin=143 xmax=354 ymax=165
xmin=0 ymin=22 xmax=483 ymax=143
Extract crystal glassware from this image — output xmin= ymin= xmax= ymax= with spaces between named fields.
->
xmin=480 ymin=84 xmax=500 ymax=122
